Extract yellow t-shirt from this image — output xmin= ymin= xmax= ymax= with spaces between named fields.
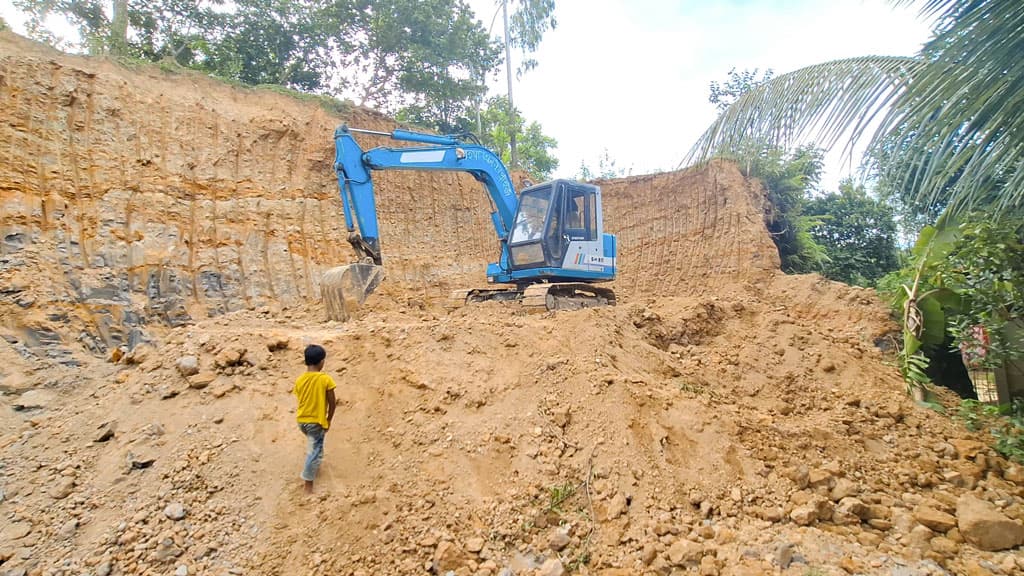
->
xmin=293 ymin=372 xmax=337 ymax=429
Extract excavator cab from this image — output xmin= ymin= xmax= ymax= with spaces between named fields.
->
xmin=506 ymin=180 xmax=610 ymax=278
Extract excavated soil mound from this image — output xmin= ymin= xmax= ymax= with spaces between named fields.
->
xmin=2 ymin=32 xmax=1024 ymax=576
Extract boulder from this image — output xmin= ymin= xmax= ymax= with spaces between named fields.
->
xmin=433 ymin=541 xmax=470 ymax=572
xmin=830 ymin=478 xmax=859 ymax=501
xmin=667 ymin=539 xmax=703 ymax=566
xmin=956 ymin=494 xmax=1024 ymax=551
xmin=950 ymin=439 xmax=986 ymax=460
xmin=790 ymin=504 xmax=818 ymax=526
xmin=547 ymin=528 xmax=571 ymax=551
xmin=914 ymin=505 xmax=957 ymax=532
xmin=1003 ymin=463 xmax=1024 ymax=484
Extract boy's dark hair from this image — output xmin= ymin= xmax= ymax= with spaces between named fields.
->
xmin=304 ymin=344 xmax=326 ymax=366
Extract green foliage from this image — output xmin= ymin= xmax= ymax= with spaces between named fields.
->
xmin=805 ymin=180 xmax=899 ymax=286
xmin=941 ymin=217 xmax=1024 ymax=369
xmin=724 ymin=145 xmax=828 ymax=274
xmin=12 ymin=0 xmax=503 ymax=129
xmin=958 ymin=399 xmax=1024 ymax=463
xmin=880 ymin=213 xmax=1024 ymax=393
xmin=412 ymin=95 xmax=558 ymax=180
xmin=505 ymin=0 xmax=557 ymax=77
xmin=198 ymin=0 xmax=346 ymax=91
xmin=546 ymin=482 xmax=575 ymax=513
xmin=477 ymin=96 xmax=558 ymax=180
xmin=576 ymin=149 xmax=630 ymax=181
xmin=708 ymin=67 xmax=774 ymax=112
xmin=356 ymin=0 xmax=501 ymax=129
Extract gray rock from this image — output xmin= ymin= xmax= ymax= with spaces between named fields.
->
xmin=175 ymin=565 xmax=189 ymax=576
xmin=0 ymin=521 xmax=32 ymax=541
xmin=163 ymin=502 xmax=186 ymax=521
xmin=537 ymin=558 xmax=565 ymax=576
xmin=11 ymin=389 xmax=54 ymax=411
xmin=176 ymin=356 xmax=200 ymax=377
xmin=774 ymin=542 xmax=795 ymax=569
xmin=96 ymin=562 xmax=112 ymax=576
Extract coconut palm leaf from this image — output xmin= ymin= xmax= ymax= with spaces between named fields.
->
xmin=689 ymin=0 xmax=1024 ymax=217
xmin=687 ymin=56 xmax=924 ymax=164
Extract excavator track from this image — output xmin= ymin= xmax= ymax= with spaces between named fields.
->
xmin=445 ymin=287 xmax=522 ymax=310
xmin=521 ymin=283 xmax=616 ymax=311
xmin=447 ymin=283 xmax=616 ymax=311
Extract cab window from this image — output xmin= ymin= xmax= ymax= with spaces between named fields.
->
xmin=565 ymin=187 xmax=596 ymax=241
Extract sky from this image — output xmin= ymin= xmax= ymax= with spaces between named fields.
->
xmin=1 ymin=1 xmax=935 ymax=189
xmin=464 ymin=0 xmax=935 ymax=188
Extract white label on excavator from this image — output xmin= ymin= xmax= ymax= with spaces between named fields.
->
xmin=400 ymin=150 xmax=446 ymax=163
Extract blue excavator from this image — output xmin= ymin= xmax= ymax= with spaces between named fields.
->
xmin=321 ymin=125 xmax=617 ymax=320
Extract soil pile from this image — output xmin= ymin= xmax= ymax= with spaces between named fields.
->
xmin=2 ymin=31 xmax=1023 ymax=576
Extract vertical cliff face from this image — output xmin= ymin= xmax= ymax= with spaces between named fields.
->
xmin=0 ymin=32 xmax=780 ymax=362
xmin=0 ymin=32 xmax=497 ymax=357
xmin=600 ymin=161 xmax=779 ymax=299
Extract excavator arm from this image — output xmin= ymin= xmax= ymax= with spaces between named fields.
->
xmin=333 ymin=125 xmax=519 ymax=264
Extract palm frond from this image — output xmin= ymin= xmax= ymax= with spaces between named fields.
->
xmin=686 ymin=56 xmax=925 ymax=167
xmin=689 ymin=0 xmax=1024 ymax=218
xmin=880 ymin=0 xmax=1024 ymax=213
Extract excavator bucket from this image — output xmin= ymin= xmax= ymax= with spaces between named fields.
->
xmin=320 ymin=263 xmax=384 ymax=321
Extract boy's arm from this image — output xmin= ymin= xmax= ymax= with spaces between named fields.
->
xmin=326 ymin=388 xmax=337 ymax=428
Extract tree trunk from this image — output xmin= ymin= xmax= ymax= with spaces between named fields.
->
xmin=502 ymin=0 xmax=517 ymax=170
xmin=110 ymin=0 xmax=129 ymax=56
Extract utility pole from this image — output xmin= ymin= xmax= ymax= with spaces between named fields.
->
xmin=502 ymin=0 xmax=518 ymax=169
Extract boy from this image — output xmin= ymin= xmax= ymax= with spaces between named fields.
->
xmin=293 ymin=344 xmax=337 ymax=494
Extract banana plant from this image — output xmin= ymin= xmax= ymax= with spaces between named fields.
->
xmin=895 ymin=212 xmax=962 ymax=394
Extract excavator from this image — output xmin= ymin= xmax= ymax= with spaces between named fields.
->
xmin=320 ymin=125 xmax=617 ymax=320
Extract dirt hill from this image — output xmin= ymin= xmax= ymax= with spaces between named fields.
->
xmin=2 ymin=31 xmax=1023 ymax=576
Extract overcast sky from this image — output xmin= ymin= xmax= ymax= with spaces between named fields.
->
xmin=2 ymin=1 xmax=934 ymax=188
xmin=466 ymin=0 xmax=934 ymax=187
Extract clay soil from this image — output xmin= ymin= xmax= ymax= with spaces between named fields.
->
xmin=1 ymin=32 xmax=1023 ymax=576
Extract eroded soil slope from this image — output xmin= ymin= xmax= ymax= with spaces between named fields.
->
xmin=2 ymin=32 xmax=1024 ymax=576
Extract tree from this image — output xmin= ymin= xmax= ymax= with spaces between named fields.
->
xmin=471 ymin=95 xmax=558 ymax=180
xmin=12 ymin=0 xmax=504 ymax=115
xmin=735 ymin=145 xmax=829 ymax=274
xmin=345 ymin=0 xmax=501 ymax=128
xmin=805 ymin=180 xmax=899 ymax=286
xmin=485 ymin=0 xmax=557 ymax=168
xmin=203 ymin=0 xmax=346 ymax=91
xmin=14 ymin=1 xmax=225 ymax=58
xmin=708 ymin=67 xmax=774 ymax=112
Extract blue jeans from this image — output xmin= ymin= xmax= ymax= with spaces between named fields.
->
xmin=299 ymin=423 xmax=325 ymax=481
